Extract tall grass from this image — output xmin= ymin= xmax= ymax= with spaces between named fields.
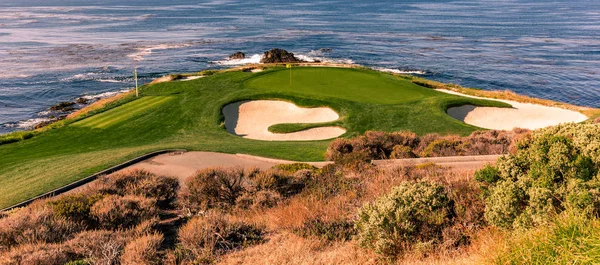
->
xmin=495 ymin=212 xmax=600 ymax=264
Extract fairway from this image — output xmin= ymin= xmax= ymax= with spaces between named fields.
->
xmin=73 ymin=96 xmax=173 ymax=129
xmin=0 ymin=67 xmax=509 ymax=208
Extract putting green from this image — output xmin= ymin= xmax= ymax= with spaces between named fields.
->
xmin=245 ymin=67 xmax=430 ymax=104
xmin=0 ymin=66 xmax=509 ymax=208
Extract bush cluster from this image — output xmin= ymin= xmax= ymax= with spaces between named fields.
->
xmin=355 ymin=180 xmax=454 ymax=258
xmin=477 ymin=123 xmax=600 ymax=229
xmin=326 ymin=129 xmax=529 ymax=161
xmin=0 ymin=170 xmax=178 ymax=264
xmin=182 ymin=167 xmax=307 ymax=213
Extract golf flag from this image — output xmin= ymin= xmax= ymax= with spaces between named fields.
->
xmin=287 ymin=64 xmax=292 ymax=86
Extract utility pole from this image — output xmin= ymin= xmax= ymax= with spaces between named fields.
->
xmin=134 ymin=68 xmax=139 ymax=97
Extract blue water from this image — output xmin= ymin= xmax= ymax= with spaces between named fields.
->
xmin=1 ymin=0 xmax=599 ymax=133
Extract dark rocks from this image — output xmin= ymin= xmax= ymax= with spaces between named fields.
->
xmin=260 ymin=48 xmax=303 ymax=63
xmin=229 ymin=52 xmax=246 ymax=60
xmin=49 ymin=101 xmax=76 ymax=112
xmin=318 ymin=48 xmax=332 ymax=53
xmin=76 ymin=97 xmax=90 ymax=104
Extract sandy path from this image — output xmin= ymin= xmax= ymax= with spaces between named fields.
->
xmin=121 ymin=151 xmax=331 ymax=183
xmin=441 ymin=89 xmax=588 ymax=130
xmin=119 ymin=151 xmax=499 ymax=183
xmin=223 ymin=100 xmax=346 ymax=141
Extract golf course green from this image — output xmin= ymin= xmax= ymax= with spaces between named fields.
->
xmin=0 ymin=66 xmax=508 ymax=208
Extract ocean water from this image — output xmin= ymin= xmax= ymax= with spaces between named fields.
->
xmin=1 ymin=0 xmax=599 ymax=133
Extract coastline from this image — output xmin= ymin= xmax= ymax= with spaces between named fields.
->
xmin=1 ymin=62 xmax=597 ymax=142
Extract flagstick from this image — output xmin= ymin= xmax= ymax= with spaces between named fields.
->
xmin=134 ymin=68 xmax=139 ymax=97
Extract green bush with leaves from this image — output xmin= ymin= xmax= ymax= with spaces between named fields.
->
xmin=49 ymin=194 xmax=104 ymax=224
xmin=355 ymin=180 xmax=454 ymax=258
xmin=477 ymin=123 xmax=600 ymax=229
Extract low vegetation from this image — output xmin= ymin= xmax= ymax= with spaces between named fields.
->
xmin=327 ymin=129 xmax=530 ymax=161
xmin=2 ymin=123 xmax=600 ymax=263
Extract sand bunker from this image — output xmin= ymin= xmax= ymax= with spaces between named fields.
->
xmin=223 ymin=100 xmax=346 ymax=141
xmin=442 ymin=90 xmax=588 ymax=130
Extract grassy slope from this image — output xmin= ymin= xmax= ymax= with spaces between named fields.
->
xmin=0 ymin=67 xmax=507 ymax=208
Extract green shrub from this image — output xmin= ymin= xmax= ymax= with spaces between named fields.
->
xmin=355 ymin=180 xmax=454 ymax=258
xmin=478 ymin=123 xmax=600 ymax=229
xmin=49 ymin=194 xmax=104 ymax=223
xmin=474 ymin=164 xmax=500 ymax=184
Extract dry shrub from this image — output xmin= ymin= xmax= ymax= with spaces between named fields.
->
xmin=0 ymin=242 xmax=76 ymax=265
xmin=0 ymin=203 xmax=83 ymax=252
xmin=248 ymin=169 xmax=304 ymax=197
xmin=177 ymin=212 xmax=264 ymax=262
xmin=90 ymin=195 xmax=158 ymax=229
xmin=128 ymin=217 xmax=161 ymax=238
xmin=183 ymin=167 xmax=246 ymax=212
xmin=67 ymin=229 xmax=127 ymax=265
xmin=325 ymin=129 xmax=530 ymax=161
xmin=120 ymin=233 xmax=163 ymax=265
xmin=293 ymin=216 xmax=355 ymax=241
xmin=235 ymin=190 xmax=282 ymax=210
xmin=93 ymin=170 xmax=179 ymax=204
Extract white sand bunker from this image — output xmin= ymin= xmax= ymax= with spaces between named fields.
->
xmin=442 ymin=90 xmax=588 ymax=130
xmin=223 ymin=100 xmax=346 ymax=141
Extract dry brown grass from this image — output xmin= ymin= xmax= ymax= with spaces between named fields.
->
xmin=0 ymin=242 xmax=75 ymax=265
xmin=120 ymin=233 xmax=163 ymax=265
xmin=220 ymin=232 xmax=377 ymax=265
xmin=66 ymin=229 xmax=128 ymax=265
xmin=0 ymin=202 xmax=83 ymax=252
xmin=90 ymin=194 xmax=158 ymax=229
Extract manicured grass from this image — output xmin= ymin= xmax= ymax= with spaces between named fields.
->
xmin=0 ymin=67 xmax=508 ymax=208
xmin=73 ymin=96 xmax=173 ymax=129
xmin=245 ymin=67 xmax=429 ymax=104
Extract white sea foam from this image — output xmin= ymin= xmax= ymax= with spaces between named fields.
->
xmin=214 ymin=54 xmax=263 ymax=65
xmin=6 ymin=117 xmax=53 ymax=129
xmin=374 ymin=67 xmax=426 ymax=75
xmin=97 ymin=79 xmax=122 ymax=83
xmin=81 ymin=89 xmax=130 ymax=100
xmin=128 ymin=43 xmax=192 ymax=61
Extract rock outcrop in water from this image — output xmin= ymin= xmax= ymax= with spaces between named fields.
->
xmin=229 ymin=52 xmax=245 ymax=60
xmin=49 ymin=102 xmax=76 ymax=112
xmin=260 ymin=48 xmax=303 ymax=63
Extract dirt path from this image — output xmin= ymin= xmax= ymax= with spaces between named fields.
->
xmin=120 ymin=151 xmax=501 ymax=182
